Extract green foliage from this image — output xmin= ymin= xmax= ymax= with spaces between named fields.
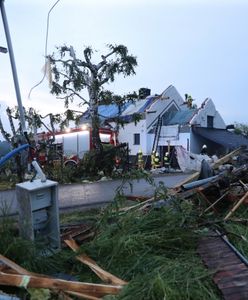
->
xmin=78 ymin=204 xmax=220 ymax=299
xmin=49 ymin=44 xmax=138 ymax=151
xmin=74 ymin=144 xmax=129 ymax=179
xmin=27 ymin=288 xmax=51 ymax=300
xmin=223 ymin=206 xmax=248 ymax=257
xmin=234 ymin=122 xmax=248 ymax=137
xmin=43 ymin=162 xmax=78 ymax=184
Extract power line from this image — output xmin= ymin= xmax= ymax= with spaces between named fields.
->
xmin=28 ymin=0 xmax=61 ymax=99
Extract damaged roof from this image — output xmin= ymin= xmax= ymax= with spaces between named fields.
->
xmin=121 ymin=96 xmax=156 ymax=115
xmin=167 ymin=109 xmax=197 ymax=125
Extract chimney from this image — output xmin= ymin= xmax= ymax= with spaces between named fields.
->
xmin=139 ymin=88 xmax=151 ymax=99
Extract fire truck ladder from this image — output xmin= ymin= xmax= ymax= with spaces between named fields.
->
xmin=152 ymin=115 xmax=162 ymax=154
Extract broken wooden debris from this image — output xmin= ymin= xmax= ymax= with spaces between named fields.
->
xmin=64 ymin=239 xmax=127 ymax=286
xmin=174 ymin=147 xmax=243 ymax=190
xmin=60 ymin=223 xmax=95 ymax=246
xmin=0 ymin=253 xmax=124 ymax=299
xmin=198 ymin=233 xmax=248 ymax=300
xmin=203 ymin=190 xmax=230 ymax=214
xmin=125 ymin=195 xmax=150 ymax=202
xmin=0 ymin=273 xmax=122 ymax=298
xmin=224 ymin=191 xmax=248 ymax=221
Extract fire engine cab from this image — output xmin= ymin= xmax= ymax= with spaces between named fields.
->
xmin=37 ymin=126 xmax=118 ymax=167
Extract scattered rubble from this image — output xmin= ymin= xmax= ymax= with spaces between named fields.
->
xmin=0 ymin=146 xmax=248 ymax=299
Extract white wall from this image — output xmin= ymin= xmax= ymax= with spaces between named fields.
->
xmin=190 ymin=98 xmax=226 ymax=129
xmin=118 ymin=120 xmax=148 ymax=155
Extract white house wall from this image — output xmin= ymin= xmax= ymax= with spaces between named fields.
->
xmin=190 ymin=98 xmax=226 ymax=129
xmin=118 ymin=119 xmax=148 ymax=155
xmin=157 ymin=130 xmax=190 ymax=151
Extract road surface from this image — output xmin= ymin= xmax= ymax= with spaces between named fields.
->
xmin=0 ymin=173 xmax=189 ymax=216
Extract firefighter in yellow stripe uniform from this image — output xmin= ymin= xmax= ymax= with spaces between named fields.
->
xmin=137 ymin=149 xmax=144 ymax=169
xmin=151 ymin=150 xmax=156 ymax=169
xmin=164 ymin=152 xmax=170 ymax=171
xmin=154 ymin=152 xmax=160 ymax=168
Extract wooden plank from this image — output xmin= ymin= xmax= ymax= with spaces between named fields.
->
xmin=64 ymin=239 xmax=127 ymax=286
xmin=224 ymin=191 xmax=248 ymax=220
xmin=212 ymin=148 xmax=241 ymax=170
xmin=203 ymin=190 xmax=229 ymax=213
xmin=0 ymin=272 xmax=122 ymax=298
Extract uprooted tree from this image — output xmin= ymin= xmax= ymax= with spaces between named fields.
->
xmin=48 ymin=44 xmax=138 ymax=153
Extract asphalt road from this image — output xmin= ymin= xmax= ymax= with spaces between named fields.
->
xmin=0 ymin=173 xmax=189 ymax=216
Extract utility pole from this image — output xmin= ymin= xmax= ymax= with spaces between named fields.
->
xmin=0 ymin=0 xmax=27 ymax=135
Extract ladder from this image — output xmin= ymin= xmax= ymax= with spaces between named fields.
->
xmin=152 ymin=115 xmax=162 ymax=153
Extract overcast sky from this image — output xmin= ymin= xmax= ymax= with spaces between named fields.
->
xmin=0 ymin=0 xmax=247 ymax=131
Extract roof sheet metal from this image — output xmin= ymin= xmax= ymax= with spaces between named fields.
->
xmin=193 ymin=127 xmax=248 ymax=149
xmin=167 ymin=109 xmax=197 ymax=125
xmin=121 ymin=96 xmax=155 ymax=116
xmin=99 ymin=102 xmax=131 ymax=118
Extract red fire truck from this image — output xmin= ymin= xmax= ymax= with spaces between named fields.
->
xmin=37 ymin=126 xmax=118 ymax=167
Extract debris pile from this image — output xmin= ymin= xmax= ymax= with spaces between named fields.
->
xmin=0 ymin=146 xmax=248 ymax=299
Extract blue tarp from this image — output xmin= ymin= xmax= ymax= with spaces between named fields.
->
xmin=98 ymin=102 xmax=131 ymax=119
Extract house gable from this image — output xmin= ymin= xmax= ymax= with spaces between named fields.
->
xmin=190 ymin=98 xmax=226 ymax=129
xmin=146 ymin=85 xmax=184 ymax=130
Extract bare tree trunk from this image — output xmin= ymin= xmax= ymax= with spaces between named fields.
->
xmin=91 ymin=110 xmax=103 ymax=154
xmin=88 ymin=84 xmax=103 ymax=154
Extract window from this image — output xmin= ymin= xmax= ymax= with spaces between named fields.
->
xmin=207 ymin=116 xmax=214 ymax=128
xmin=134 ymin=133 xmax=140 ymax=145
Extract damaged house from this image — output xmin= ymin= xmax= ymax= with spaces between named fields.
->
xmin=81 ymin=85 xmax=248 ymax=167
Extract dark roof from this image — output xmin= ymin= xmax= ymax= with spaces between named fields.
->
xmin=193 ymin=127 xmax=248 ymax=149
xmin=167 ymin=109 xmax=197 ymax=125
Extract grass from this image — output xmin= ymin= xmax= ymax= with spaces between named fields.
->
xmin=76 ymin=201 xmax=221 ymax=299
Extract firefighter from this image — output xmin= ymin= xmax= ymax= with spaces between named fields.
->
xmin=154 ymin=152 xmax=160 ymax=168
xmin=200 ymin=144 xmax=208 ymax=155
xmin=185 ymin=94 xmax=194 ymax=108
xmin=137 ymin=149 xmax=144 ymax=169
xmin=151 ymin=150 xmax=156 ymax=169
xmin=164 ymin=152 xmax=170 ymax=170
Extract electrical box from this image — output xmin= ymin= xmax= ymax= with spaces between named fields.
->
xmin=16 ymin=179 xmax=61 ymax=250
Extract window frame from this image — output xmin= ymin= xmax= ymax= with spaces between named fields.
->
xmin=133 ymin=133 xmax=140 ymax=145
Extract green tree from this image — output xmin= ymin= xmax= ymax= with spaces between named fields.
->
xmin=234 ymin=122 xmax=248 ymax=137
xmin=0 ymin=106 xmax=68 ymax=181
xmin=48 ymin=44 xmax=138 ymax=153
